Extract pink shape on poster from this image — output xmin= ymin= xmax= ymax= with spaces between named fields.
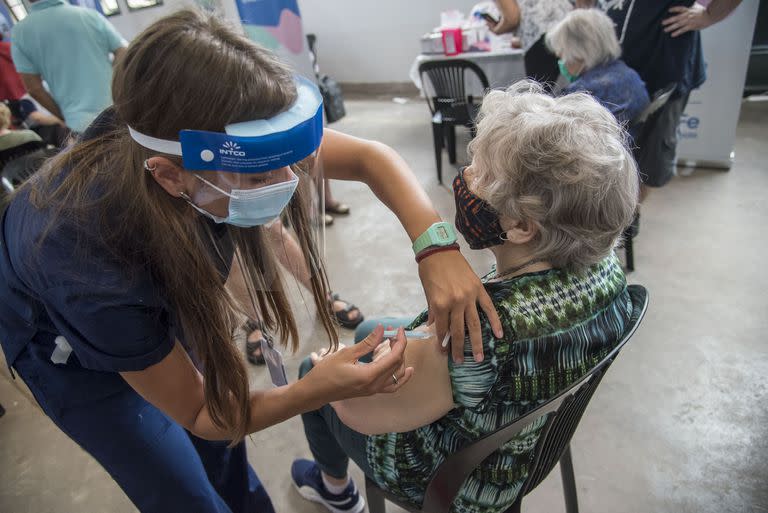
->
xmin=265 ymin=9 xmax=304 ymax=54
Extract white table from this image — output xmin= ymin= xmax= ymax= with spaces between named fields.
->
xmin=409 ymin=48 xmax=526 ymax=95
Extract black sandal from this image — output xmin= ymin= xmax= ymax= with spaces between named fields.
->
xmin=330 ymin=293 xmax=364 ymax=329
xmin=243 ymin=319 xmax=270 ymax=366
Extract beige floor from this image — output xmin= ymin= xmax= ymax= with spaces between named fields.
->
xmin=1 ymin=97 xmax=767 ymax=513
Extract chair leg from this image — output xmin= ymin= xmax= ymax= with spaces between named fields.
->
xmin=446 ymin=125 xmax=457 ymax=164
xmin=560 ymin=445 xmax=579 ymax=513
xmin=625 ymin=236 xmax=634 ymax=272
xmin=432 ymin=121 xmax=444 ymax=184
xmin=365 ymin=477 xmax=386 ymax=513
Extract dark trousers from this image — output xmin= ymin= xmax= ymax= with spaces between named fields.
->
xmin=524 ymin=34 xmax=560 ymax=92
xmin=13 ymin=348 xmax=275 ymax=513
xmin=639 ymin=91 xmax=691 ymax=187
xmin=298 ymin=357 xmax=372 ymax=479
xmin=298 ymin=317 xmax=413 ymax=479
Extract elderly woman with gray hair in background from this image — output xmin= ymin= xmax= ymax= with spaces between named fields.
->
xmin=547 ymin=8 xmax=650 ymax=136
xmin=290 ymin=81 xmax=640 ymax=513
xmin=488 ymin=0 xmax=572 ymax=91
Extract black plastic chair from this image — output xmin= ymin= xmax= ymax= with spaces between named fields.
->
xmin=418 ymin=60 xmax=489 ymax=184
xmin=366 ymin=284 xmax=649 ymax=513
xmin=623 ymin=83 xmax=677 ymax=272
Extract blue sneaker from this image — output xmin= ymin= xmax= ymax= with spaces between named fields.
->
xmin=291 ymin=459 xmax=365 ymax=513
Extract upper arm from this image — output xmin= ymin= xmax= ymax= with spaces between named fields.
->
xmin=496 ymin=0 xmax=522 ymax=28
xmin=24 ymin=224 xmax=176 ymax=372
xmin=121 ymin=341 xmax=206 ymax=433
xmin=319 ymin=128 xmax=387 ymax=181
xmin=333 ymin=335 xmax=454 ymax=435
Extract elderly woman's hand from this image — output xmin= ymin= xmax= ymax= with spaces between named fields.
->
xmin=418 ymin=250 xmax=503 ymax=364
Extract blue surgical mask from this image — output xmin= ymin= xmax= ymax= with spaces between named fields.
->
xmin=187 ymin=173 xmax=299 ymax=228
xmin=558 ymin=59 xmax=580 ymax=83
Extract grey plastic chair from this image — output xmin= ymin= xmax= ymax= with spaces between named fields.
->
xmin=366 ymin=284 xmax=649 ymax=513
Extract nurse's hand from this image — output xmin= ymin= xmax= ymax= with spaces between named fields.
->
xmin=418 ymin=250 xmax=503 ymax=364
xmin=307 ymin=325 xmax=414 ymax=400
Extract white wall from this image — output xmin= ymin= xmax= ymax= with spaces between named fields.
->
xmin=103 ymin=0 xmax=479 ymax=84
xmin=299 ymin=0 xmax=479 ymax=83
xmin=106 ymin=0 xmax=241 ymax=41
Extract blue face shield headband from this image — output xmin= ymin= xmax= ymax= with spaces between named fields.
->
xmin=129 ymin=75 xmax=324 ymax=227
xmin=128 ymin=75 xmax=324 ymax=174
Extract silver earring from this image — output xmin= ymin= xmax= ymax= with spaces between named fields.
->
xmin=179 ymin=191 xmax=192 ymax=201
xmin=143 ymin=159 xmax=157 ymax=172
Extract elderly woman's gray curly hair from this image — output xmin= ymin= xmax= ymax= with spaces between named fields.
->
xmin=546 ymin=8 xmax=622 ymax=71
xmin=469 ymin=80 xmax=639 ymax=270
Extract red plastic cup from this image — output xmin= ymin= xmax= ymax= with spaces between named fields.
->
xmin=441 ymin=28 xmax=463 ymax=56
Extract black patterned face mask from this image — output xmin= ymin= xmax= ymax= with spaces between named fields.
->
xmin=452 ymin=169 xmax=505 ymax=250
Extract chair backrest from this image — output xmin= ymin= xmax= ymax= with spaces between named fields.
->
xmin=418 ymin=60 xmax=489 ymax=124
xmin=628 ymin=83 xmax=677 ymax=174
xmin=0 ymin=140 xmax=47 ymax=169
xmin=629 ymin=82 xmax=677 ymax=130
xmin=1 ymin=147 xmax=53 ymax=193
xmin=420 ymin=284 xmax=649 ymax=513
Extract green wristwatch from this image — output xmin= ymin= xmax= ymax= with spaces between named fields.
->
xmin=412 ymin=222 xmax=457 ymax=255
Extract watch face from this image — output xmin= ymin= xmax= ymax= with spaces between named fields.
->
xmin=436 ymin=226 xmax=449 ymax=240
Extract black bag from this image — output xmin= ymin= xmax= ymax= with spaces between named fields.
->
xmin=307 ymin=33 xmax=346 ymax=124
xmin=318 ymin=75 xmax=346 ymax=124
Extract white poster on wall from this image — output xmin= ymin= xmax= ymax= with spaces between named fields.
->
xmin=676 ymin=0 xmax=759 ymax=168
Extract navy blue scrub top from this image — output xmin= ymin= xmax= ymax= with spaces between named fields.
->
xmin=0 ymin=109 xmax=235 ymax=409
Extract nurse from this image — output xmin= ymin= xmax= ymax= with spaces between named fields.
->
xmin=0 ymin=9 xmax=501 ymax=513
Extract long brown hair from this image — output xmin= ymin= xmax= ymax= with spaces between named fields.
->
xmin=22 ymin=9 xmax=337 ymax=441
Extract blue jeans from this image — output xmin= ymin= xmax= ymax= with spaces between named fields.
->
xmin=13 ymin=347 xmax=274 ymax=513
xmin=298 ymin=316 xmax=412 ymax=479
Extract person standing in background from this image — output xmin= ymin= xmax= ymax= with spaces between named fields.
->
xmin=488 ymin=0 xmax=572 ymax=90
xmin=576 ymin=0 xmax=743 ymax=199
xmin=10 ymin=0 xmax=127 ymax=133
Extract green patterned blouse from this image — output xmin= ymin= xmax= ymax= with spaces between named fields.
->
xmin=366 ymin=253 xmax=632 ymax=513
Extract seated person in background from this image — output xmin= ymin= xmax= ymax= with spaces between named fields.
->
xmin=1 ymin=36 xmax=68 ymax=147
xmin=0 ymin=102 xmax=42 ymax=153
xmin=291 ymin=80 xmax=640 ymax=513
xmin=6 ymin=97 xmax=69 ymax=147
xmin=546 ymin=8 xmax=650 ymax=136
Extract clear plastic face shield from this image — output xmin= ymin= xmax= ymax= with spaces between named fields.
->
xmin=130 ymin=77 xmax=330 ymax=384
